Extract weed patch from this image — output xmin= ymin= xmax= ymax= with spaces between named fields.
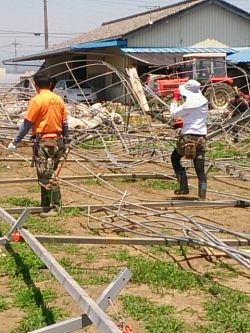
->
xmin=63 ymin=207 xmax=82 ymax=217
xmin=25 ymin=216 xmax=67 ymax=235
xmin=0 ymin=196 xmax=39 ymax=207
xmin=141 ymin=179 xmax=178 ymax=190
xmin=0 ymin=240 xmax=65 ymax=332
xmin=199 ymin=284 xmax=250 ymax=332
xmin=108 ymin=250 xmax=206 ymax=292
xmin=0 ymin=299 xmax=9 ymax=311
xmin=121 ymin=294 xmax=184 ymax=333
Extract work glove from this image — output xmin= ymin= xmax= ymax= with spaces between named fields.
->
xmin=172 ymin=119 xmax=183 ymax=129
xmin=63 ymin=136 xmax=72 ymax=154
xmin=64 ymin=136 xmax=72 ymax=144
xmin=8 ymin=140 xmax=18 ymax=153
xmin=173 ymin=88 xmax=181 ymax=101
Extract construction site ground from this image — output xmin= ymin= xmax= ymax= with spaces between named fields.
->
xmin=1 ymin=144 xmax=250 ymax=333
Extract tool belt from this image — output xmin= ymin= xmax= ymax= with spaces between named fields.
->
xmin=31 ymin=133 xmax=64 ymax=149
xmin=181 ymin=135 xmax=205 ymax=160
xmin=30 ymin=133 xmax=65 ymax=167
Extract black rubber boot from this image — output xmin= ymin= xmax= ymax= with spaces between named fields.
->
xmin=232 ymin=127 xmax=239 ymax=143
xmin=174 ymin=170 xmax=189 ymax=195
xmin=40 ymin=188 xmax=62 ymax=218
xmin=40 ymin=186 xmax=50 ymax=212
xmin=198 ymin=181 xmax=207 ymax=201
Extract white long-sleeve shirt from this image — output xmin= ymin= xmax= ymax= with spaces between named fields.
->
xmin=170 ymin=101 xmax=208 ymax=135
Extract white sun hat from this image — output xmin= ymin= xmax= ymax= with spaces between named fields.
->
xmin=179 ymin=79 xmax=208 ymax=109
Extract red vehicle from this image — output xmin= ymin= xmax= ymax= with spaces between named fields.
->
xmin=145 ymin=53 xmax=236 ymax=110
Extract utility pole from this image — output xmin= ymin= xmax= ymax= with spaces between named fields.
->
xmin=12 ymin=40 xmax=20 ymax=74
xmin=138 ymin=6 xmax=160 ymax=25
xmin=44 ymin=0 xmax=49 ymax=49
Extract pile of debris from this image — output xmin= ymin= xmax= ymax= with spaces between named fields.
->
xmin=0 ymin=99 xmax=124 ymax=130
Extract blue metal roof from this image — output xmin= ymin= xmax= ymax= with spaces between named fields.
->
xmin=120 ymin=47 xmax=237 ymax=55
xmin=71 ymin=39 xmax=127 ymax=50
xmin=226 ymin=48 xmax=250 ymax=64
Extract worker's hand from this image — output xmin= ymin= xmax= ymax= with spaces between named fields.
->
xmin=8 ymin=140 xmax=18 ymax=153
xmin=173 ymin=88 xmax=181 ymax=101
xmin=63 ymin=136 xmax=72 ymax=154
xmin=172 ymin=119 xmax=183 ymax=129
xmin=64 ymin=136 xmax=72 ymax=144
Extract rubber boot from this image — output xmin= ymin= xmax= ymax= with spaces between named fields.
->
xmin=232 ymin=128 xmax=239 ymax=143
xmin=40 ymin=186 xmax=50 ymax=212
xmin=198 ymin=181 xmax=207 ymax=201
xmin=174 ymin=170 xmax=189 ymax=195
xmin=40 ymin=188 xmax=62 ymax=218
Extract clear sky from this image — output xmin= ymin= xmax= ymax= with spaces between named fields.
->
xmin=0 ymin=0 xmax=249 ymax=72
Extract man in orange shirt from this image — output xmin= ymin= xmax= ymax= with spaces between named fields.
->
xmin=8 ymin=71 xmax=69 ymax=218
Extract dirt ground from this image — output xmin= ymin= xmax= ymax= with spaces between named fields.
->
xmin=1 ymin=143 xmax=250 ymax=333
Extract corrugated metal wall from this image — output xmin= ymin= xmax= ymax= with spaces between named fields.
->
xmin=128 ymin=4 xmax=250 ymax=48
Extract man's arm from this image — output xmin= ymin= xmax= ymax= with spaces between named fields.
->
xmin=62 ymin=119 xmax=69 ymax=137
xmin=14 ymin=119 xmax=33 ymax=143
xmin=8 ymin=119 xmax=33 ymax=152
xmin=170 ymin=101 xmax=190 ymax=119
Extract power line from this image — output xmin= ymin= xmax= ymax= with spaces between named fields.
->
xmin=0 ymin=29 xmax=82 ymax=36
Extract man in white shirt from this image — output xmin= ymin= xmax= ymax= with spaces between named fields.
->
xmin=170 ymin=80 xmax=208 ymax=200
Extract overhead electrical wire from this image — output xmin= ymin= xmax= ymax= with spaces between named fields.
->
xmin=0 ymin=29 xmax=83 ymax=36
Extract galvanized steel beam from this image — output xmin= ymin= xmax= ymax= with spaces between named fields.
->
xmin=34 ymin=235 xmax=250 ymax=247
xmin=0 ymin=173 xmax=176 ymax=184
xmin=0 ymin=237 xmax=7 ymax=245
xmin=212 ymin=161 xmax=250 ymax=181
xmin=2 ymin=199 xmax=246 ymax=215
xmin=20 ymin=231 xmax=121 ymax=333
xmin=6 ymin=208 xmax=30 ymax=241
xmin=30 ymin=267 xmax=133 ymax=333
xmin=1 ymin=209 xmax=126 ymax=333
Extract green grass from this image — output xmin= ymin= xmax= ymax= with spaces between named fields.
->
xmin=120 ymin=294 xmax=184 ymax=333
xmin=107 ymin=249 xmax=206 ymax=292
xmin=1 ymin=185 xmax=250 ymax=333
xmin=8 ymin=306 xmax=66 ymax=333
xmin=77 ymin=136 xmax=117 ymax=150
xmin=58 ymin=256 xmax=115 ymax=285
xmin=63 ymin=207 xmax=82 ymax=217
xmin=207 ymin=142 xmax=242 ymax=159
xmin=0 ymin=240 xmax=66 ymax=333
xmin=62 ymin=244 xmax=81 ymax=255
xmin=199 ymin=285 xmax=250 ymax=332
xmin=0 ymin=299 xmax=9 ymax=311
xmin=174 ymin=245 xmax=189 ymax=256
xmin=141 ymin=179 xmax=178 ymax=190
xmin=0 ymin=243 xmax=45 ymax=280
xmin=25 ymin=216 xmax=67 ymax=235
xmin=1 ymin=236 xmax=250 ymax=333
xmin=0 ymin=196 xmax=39 ymax=207
xmin=211 ymin=261 xmax=239 ymax=279
xmin=84 ymin=249 xmax=96 ymax=262
xmin=12 ymin=287 xmax=57 ymax=309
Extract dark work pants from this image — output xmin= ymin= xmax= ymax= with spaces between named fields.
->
xmin=171 ymin=149 xmax=206 ymax=183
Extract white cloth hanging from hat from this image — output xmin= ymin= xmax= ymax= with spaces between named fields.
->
xmin=179 ymin=79 xmax=208 ymax=109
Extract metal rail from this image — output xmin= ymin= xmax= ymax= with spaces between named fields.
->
xmin=0 ymin=208 xmax=131 ymax=333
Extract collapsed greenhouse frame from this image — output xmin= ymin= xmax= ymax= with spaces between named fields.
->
xmin=1 ymin=59 xmax=250 ymax=331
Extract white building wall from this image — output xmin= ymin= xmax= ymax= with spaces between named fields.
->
xmin=87 ymin=49 xmax=127 ymax=102
xmin=128 ymin=4 xmax=250 ymax=48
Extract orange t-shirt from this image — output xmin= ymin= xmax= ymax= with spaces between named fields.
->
xmin=25 ymin=89 xmax=67 ymax=138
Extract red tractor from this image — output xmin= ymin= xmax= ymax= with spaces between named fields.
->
xmin=145 ymin=53 xmax=236 ymax=110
